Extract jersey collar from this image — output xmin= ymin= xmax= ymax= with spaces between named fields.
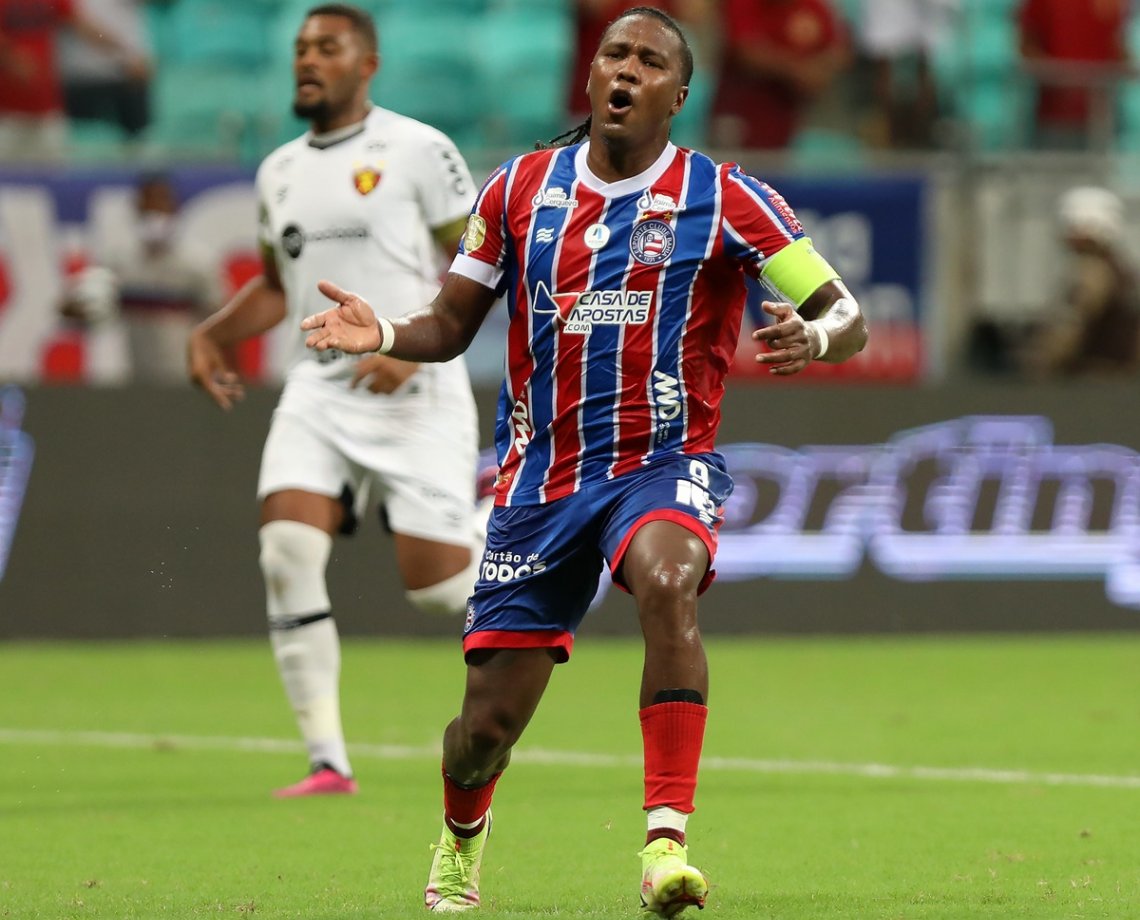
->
xmin=308 ymin=107 xmax=373 ymax=149
xmin=573 ymin=141 xmax=677 ymax=199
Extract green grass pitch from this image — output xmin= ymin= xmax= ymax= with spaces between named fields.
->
xmin=1 ymin=635 xmax=1137 ymax=918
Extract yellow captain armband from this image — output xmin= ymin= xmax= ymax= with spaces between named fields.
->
xmin=759 ymin=237 xmax=839 ymax=308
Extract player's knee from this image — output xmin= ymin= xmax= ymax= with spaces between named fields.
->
xmin=462 ymin=709 xmax=521 ymax=761
xmin=405 ymin=555 xmax=480 ymax=616
xmin=259 ymin=520 xmax=332 ymax=619
xmin=633 ymin=558 xmax=702 ymax=606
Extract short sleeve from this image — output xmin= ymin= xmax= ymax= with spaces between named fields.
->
xmin=450 ymin=160 xmax=513 ymax=290
xmin=411 ymin=128 xmax=478 ymax=231
xmin=718 ymin=164 xmax=806 ymax=276
xmin=254 ymin=161 xmax=273 ymax=251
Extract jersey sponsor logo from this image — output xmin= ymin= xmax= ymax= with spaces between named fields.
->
xmin=531 ymin=281 xmax=652 ymax=335
xmin=463 ymin=214 xmax=487 ymax=253
xmin=531 ymin=186 xmax=578 ymax=209
xmin=535 ymin=227 xmax=555 ymax=244
xmin=510 ymin=395 xmax=532 ymax=455
xmin=282 ymin=223 xmax=304 ymax=258
xmin=479 ymin=549 xmax=547 ymax=584
xmin=280 ymin=223 xmax=370 ymax=259
xmin=353 ymin=165 xmax=383 ymax=196
xmin=584 ymin=223 xmax=610 ymax=250
xmin=629 ymin=219 xmax=675 ymax=265
xmin=636 ymin=190 xmax=683 ymax=219
xmin=652 ymin=370 xmax=682 ymax=421
xmin=761 ymin=182 xmax=804 ymax=234
xmin=434 ymin=143 xmax=469 ymax=196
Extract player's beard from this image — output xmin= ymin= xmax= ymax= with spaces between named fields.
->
xmin=292 ymin=97 xmax=332 ymax=122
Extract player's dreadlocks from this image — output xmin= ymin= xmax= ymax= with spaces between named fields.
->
xmin=536 ymin=6 xmax=694 ymax=150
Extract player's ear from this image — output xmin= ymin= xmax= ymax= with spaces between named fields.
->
xmin=363 ymin=51 xmax=379 ymax=80
xmin=670 ymin=85 xmax=689 ymax=117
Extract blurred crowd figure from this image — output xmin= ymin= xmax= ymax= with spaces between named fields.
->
xmin=60 ymin=173 xmax=218 ymax=384
xmin=1 ymin=0 xmax=1138 ymax=163
xmin=60 ymin=0 xmax=154 ymax=141
xmin=1017 ymin=0 xmax=1131 ymax=150
xmin=1020 ymin=186 xmax=1140 ymax=378
xmin=857 ymin=0 xmax=958 ymax=149
xmin=0 ymin=0 xmax=149 ymax=162
xmin=709 ymin=0 xmax=850 ymax=150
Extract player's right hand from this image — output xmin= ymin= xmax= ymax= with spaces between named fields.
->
xmin=302 ymin=280 xmax=382 ymax=354
xmin=187 ymin=331 xmax=244 ymax=411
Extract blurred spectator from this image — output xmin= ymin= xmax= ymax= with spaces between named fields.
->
xmin=59 ymin=0 xmax=153 ymax=140
xmin=1018 ymin=0 xmax=1130 ymax=149
xmin=0 ymin=0 xmax=149 ymax=162
xmin=567 ymin=0 xmax=714 ymax=121
xmin=61 ymin=174 xmax=219 ymax=384
xmin=857 ymin=0 xmax=959 ymax=149
xmin=710 ymin=0 xmax=850 ymax=150
xmin=1021 ymin=186 xmax=1140 ymax=378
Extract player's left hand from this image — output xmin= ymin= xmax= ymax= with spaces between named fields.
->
xmin=752 ymin=301 xmax=820 ymax=376
xmin=350 ymin=354 xmax=420 ymax=394
xmin=302 ymin=280 xmax=382 ymax=353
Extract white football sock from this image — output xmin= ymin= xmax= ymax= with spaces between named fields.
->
xmin=260 ymin=520 xmax=351 ymax=777
xmin=269 ymin=617 xmax=350 ymax=777
xmin=647 ymin=806 xmax=689 ymax=836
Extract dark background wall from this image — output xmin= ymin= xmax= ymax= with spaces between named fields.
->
xmin=2 ymin=382 xmax=1137 ymax=639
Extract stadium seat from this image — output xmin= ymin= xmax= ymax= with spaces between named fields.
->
xmin=475 ymin=8 xmax=572 ymax=150
xmin=155 ymin=0 xmax=277 ymax=69
xmin=149 ymin=64 xmax=278 ymax=162
xmin=790 ymin=127 xmax=867 ymax=171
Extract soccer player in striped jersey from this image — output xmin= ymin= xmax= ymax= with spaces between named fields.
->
xmin=302 ymin=6 xmax=868 ymax=913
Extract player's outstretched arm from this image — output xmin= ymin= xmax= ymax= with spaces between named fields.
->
xmin=753 ymin=279 xmax=868 ymax=376
xmin=302 ymin=272 xmax=498 ymax=362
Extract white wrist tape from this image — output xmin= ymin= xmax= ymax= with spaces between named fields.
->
xmin=808 ymin=320 xmax=829 ymax=359
xmin=375 ymin=316 xmax=395 ymax=355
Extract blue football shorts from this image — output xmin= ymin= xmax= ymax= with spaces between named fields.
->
xmin=462 ymin=452 xmax=733 ymax=662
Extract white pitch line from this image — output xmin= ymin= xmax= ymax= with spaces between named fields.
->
xmin=1 ymin=728 xmax=1138 ymax=790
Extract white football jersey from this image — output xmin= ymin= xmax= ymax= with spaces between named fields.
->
xmin=256 ymin=106 xmax=476 ymax=395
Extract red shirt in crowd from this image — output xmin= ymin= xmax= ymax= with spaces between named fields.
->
xmin=713 ymin=0 xmax=844 ymax=149
xmin=0 ymin=0 xmax=75 ymax=115
xmin=1018 ymin=0 xmax=1128 ymax=129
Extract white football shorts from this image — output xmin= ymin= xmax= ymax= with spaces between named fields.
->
xmin=257 ymin=370 xmax=478 ymax=547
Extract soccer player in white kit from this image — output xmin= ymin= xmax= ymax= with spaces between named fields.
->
xmin=187 ymin=3 xmax=483 ymax=797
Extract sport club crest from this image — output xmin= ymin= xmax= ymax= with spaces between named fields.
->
xmin=629 ymin=219 xmax=675 ymax=265
xmin=353 ymin=165 xmax=383 ymax=195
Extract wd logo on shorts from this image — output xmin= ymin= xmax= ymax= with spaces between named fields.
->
xmin=629 ymin=219 xmax=675 ymax=265
xmin=531 ymin=281 xmax=651 ymax=335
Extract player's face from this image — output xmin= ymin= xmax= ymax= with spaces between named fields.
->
xmin=587 ymin=15 xmax=688 ymax=147
xmin=292 ymin=15 xmax=376 ymax=123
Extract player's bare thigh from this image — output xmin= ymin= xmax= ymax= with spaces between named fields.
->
xmin=393 ymin=532 xmax=472 ymax=591
xmin=260 ymin=488 xmax=346 ymax=535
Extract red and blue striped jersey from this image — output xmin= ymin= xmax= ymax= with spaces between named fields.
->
xmin=451 ymin=142 xmax=806 ymax=506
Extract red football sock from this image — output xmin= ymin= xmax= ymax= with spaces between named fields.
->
xmin=442 ymin=762 xmax=500 ymax=837
xmin=640 ymin=701 xmax=708 ymax=814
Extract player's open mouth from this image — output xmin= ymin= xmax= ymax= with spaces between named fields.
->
xmin=607 ymin=88 xmax=633 ymax=116
xmin=296 ymin=77 xmax=322 ymax=90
